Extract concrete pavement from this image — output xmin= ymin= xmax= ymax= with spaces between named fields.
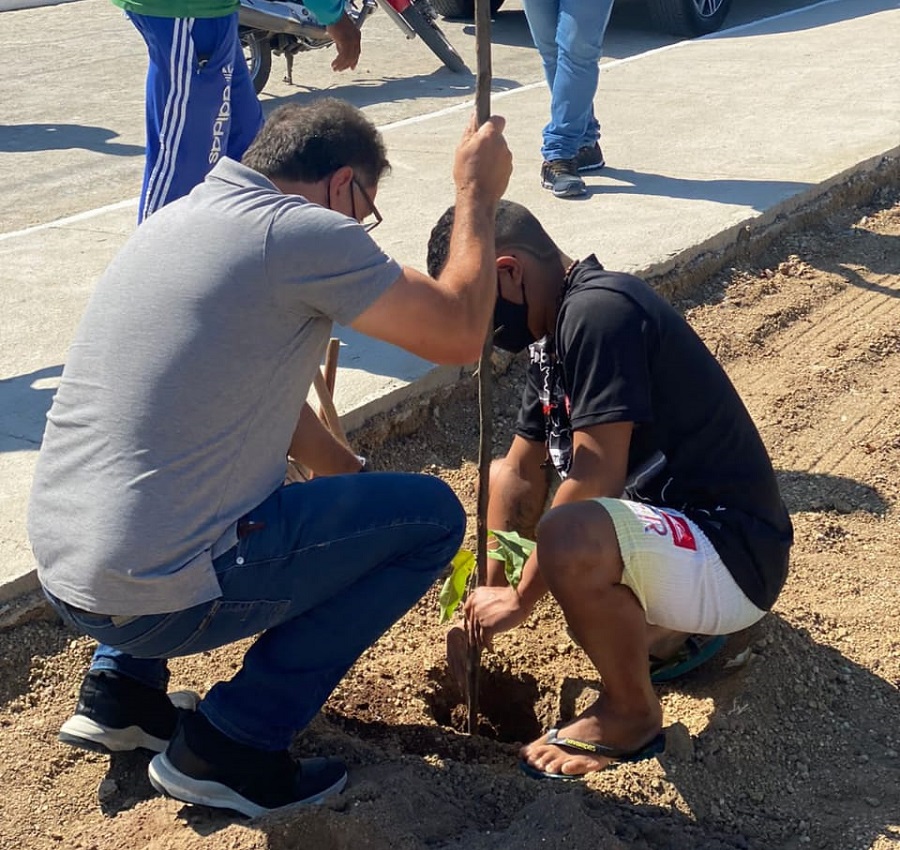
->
xmin=1 ymin=0 xmax=899 ymax=615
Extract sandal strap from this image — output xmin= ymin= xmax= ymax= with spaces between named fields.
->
xmin=544 ymin=728 xmax=665 ymax=761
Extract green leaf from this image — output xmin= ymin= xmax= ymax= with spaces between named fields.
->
xmin=488 ymin=529 xmax=536 ymax=589
xmin=438 ymin=548 xmax=476 ymax=624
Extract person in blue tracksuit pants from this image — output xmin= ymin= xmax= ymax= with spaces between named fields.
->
xmin=119 ymin=0 xmax=360 ymax=221
xmin=130 ymin=10 xmax=262 ymax=221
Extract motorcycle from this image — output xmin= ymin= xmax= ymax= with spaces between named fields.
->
xmin=239 ymin=0 xmax=469 ymax=93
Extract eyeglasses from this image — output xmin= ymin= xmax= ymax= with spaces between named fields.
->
xmin=351 ymin=177 xmax=382 ymax=233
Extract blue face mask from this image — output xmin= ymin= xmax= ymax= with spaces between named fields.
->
xmin=492 ymin=283 xmax=536 ymax=353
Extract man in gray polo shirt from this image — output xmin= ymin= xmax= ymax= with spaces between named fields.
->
xmin=27 ymin=98 xmax=511 ymax=817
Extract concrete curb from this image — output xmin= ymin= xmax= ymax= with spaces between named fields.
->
xmin=645 ymin=149 xmax=900 ymax=302
xmin=347 ymin=149 xmax=900 ymax=447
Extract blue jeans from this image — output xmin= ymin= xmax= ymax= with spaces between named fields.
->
xmin=48 ymin=473 xmax=465 ymax=751
xmin=521 ymin=0 xmax=614 ymax=161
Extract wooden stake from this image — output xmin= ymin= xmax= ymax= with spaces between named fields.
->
xmin=467 ymin=0 xmax=493 ymax=737
xmin=319 ymin=338 xmax=341 ymax=427
xmin=290 ymin=338 xmax=348 ymax=482
xmin=314 ymin=368 xmax=350 ymax=448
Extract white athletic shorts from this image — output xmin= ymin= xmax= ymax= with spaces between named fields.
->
xmin=596 ymin=497 xmax=766 ymax=635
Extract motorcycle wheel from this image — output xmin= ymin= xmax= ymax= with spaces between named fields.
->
xmin=239 ymin=27 xmax=272 ymax=94
xmin=645 ymin=0 xmax=732 ymax=37
xmin=401 ymin=0 xmax=469 ymax=74
xmin=430 ymin=0 xmax=505 ymax=18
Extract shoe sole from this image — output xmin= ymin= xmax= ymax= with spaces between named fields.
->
xmin=148 ymin=753 xmax=349 ymax=819
xmin=58 ymin=689 xmax=200 ymax=755
xmin=59 ymin=715 xmax=169 ymax=754
xmin=577 ymin=160 xmax=605 ymax=173
xmin=541 ymin=179 xmax=586 ymax=198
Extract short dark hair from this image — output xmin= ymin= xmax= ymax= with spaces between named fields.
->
xmin=426 ymin=199 xmax=561 ymax=277
xmin=242 ymin=99 xmax=390 ymax=186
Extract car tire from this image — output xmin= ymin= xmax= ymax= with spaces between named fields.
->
xmin=429 ymin=0 xmax=505 ymax=19
xmin=645 ymin=0 xmax=732 ymax=37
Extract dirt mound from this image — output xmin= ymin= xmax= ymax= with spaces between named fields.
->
xmin=2 ymin=190 xmax=899 ymax=850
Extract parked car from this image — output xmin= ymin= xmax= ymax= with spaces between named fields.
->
xmin=429 ymin=0 xmax=733 ymax=38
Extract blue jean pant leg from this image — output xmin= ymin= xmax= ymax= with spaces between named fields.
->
xmin=522 ymin=0 xmax=613 ymax=160
xmin=90 ymin=645 xmax=170 ymax=691
xmin=197 ymin=472 xmax=465 ymax=750
xmin=42 ymin=592 xmax=172 ymax=691
xmin=49 ymin=472 xmax=463 ymax=750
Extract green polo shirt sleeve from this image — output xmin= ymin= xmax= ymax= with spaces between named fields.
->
xmin=301 ymin=0 xmax=345 ymax=24
xmin=111 ymin=0 xmax=239 ymax=17
xmin=110 ymin=0 xmax=345 ymax=22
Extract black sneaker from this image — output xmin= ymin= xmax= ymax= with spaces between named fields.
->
xmin=58 ymin=670 xmax=199 ymax=755
xmin=148 ymin=711 xmax=348 ymax=818
xmin=540 ymin=159 xmax=586 ymax=198
xmin=575 ymin=142 xmax=605 ymax=172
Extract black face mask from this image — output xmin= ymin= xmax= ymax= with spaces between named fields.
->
xmin=493 ymin=284 xmax=536 ymax=353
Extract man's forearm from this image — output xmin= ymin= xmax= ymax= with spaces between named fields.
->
xmin=514 ymin=552 xmax=549 ymax=612
xmin=486 ymin=451 xmax=550 ymax=585
xmin=438 ymin=191 xmax=498 ymax=344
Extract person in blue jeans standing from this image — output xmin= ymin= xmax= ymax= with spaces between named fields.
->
xmin=28 ymin=99 xmax=512 ymax=816
xmin=121 ymin=0 xmax=363 ymax=221
xmin=522 ymin=0 xmax=614 ymax=198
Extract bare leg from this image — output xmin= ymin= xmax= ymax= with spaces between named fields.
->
xmin=568 ymin=621 xmax=689 ymax=658
xmin=647 ymin=624 xmax=691 ymax=661
xmin=485 ymin=455 xmax=550 ymax=586
xmin=520 ymin=501 xmax=662 ymax=777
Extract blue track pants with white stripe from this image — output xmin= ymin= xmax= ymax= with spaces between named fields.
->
xmin=127 ymin=12 xmax=264 ymax=222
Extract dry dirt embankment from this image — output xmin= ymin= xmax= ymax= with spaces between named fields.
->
xmin=1 ymin=189 xmax=898 ymax=850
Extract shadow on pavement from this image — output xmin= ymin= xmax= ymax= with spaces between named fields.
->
xmin=257 ymin=68 xmax=498 ymax=114
xmin=0 ymin=364 xmax=61 ymax=452
xmin=0 ymin=123 xmax=143 ymax=157
xmin=460 ymin=9 xmax=533 ymax=49
xmin=582 ymin=167 xmax=811 ymax=211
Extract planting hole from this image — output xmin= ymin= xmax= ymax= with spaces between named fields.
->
xmin=424 ymin=664 xmax=542 ymax=744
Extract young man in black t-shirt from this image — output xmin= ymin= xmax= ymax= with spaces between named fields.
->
xmin=427 ymin=200 xmax=792 ymax=780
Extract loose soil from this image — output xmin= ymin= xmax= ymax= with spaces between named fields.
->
xmin=2 ymin=188 xmax=899 ymax=850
